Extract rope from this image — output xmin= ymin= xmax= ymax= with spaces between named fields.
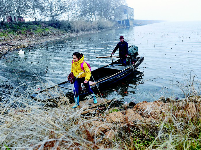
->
xmin=90 ymin=74 xmax=105 ymax=102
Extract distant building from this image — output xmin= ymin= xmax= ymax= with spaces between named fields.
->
xmin=7 ymin=16 xmax=25 ymax=22
xmin=115 ymin=5 xmax=134 ymax=27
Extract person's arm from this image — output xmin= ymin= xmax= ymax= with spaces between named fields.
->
xmin=71 ymin=61 xmax=78 ymax=78
xmin=83 ymin=62 xmax=91 ymax=82
xmin=112 ymin=43 xmax=119 ymax=55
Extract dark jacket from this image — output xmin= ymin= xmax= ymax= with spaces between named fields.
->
xmin=112 ymin=41 xmax=128 ymax=58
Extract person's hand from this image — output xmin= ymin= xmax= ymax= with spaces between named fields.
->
xmin=84 ymin=80 xmax=88 ymax=83
xmin=111 ymin=52 xmax=114 ymax=57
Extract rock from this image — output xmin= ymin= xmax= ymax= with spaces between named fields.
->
xmin=129 ymin=101 xmax=136 ymax=107
xmin=166 ymin=97 xmax=171 ymax=103
xmin=133 ymin=100 xmax=170 ymax=120
xmin=106 ymin=111 xmax=124 ymax=123
xmin=85 ymin=121 xmax=113 ymax=137
xmin=125 ymin=109 xmax=144 ymax=123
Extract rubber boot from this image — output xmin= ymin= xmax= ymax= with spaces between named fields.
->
xmin=72 ymin=96 xmax=79 ymax=108
xmin=92 ymin=94 xmax=97 ymax=104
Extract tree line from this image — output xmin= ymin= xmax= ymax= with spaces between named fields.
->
xmin=0 ymin=0 xmax=127 ymax=22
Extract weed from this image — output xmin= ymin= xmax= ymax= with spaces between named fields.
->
xmin=3 ymin=144 xmax=11 ymax=150
xmin=109 ymin=108 xmax=119 ymax=113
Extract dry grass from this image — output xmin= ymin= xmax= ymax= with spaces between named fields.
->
xmin=1 ymin=74 xmax=201 ymax=149
xmin=1 ymin=95 xmax=201 ymax=149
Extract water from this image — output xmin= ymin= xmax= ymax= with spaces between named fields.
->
xmin=1 ymin=21 xmax=201 ymax=104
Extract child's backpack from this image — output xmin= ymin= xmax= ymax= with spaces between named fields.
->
xmin=81 ymin=61 xmax=91 ymax=71
xmin=72 ymin=61 xmax=91 ymax=71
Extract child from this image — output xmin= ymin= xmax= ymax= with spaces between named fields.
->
xmin=70 ymin=52 xmax=97 ymax=108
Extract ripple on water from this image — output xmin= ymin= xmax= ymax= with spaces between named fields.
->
xmin=1 ymin=21 xmax=201 ymax=103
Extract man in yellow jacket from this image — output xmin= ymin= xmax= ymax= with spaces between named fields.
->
xmin=71 ymin=52 xmax=97 ymax=108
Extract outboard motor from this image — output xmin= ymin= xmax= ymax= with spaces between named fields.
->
xmin=128 ymin=45 xmax=138 ymax=64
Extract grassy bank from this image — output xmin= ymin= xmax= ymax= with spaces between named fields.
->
xmin=0 ymin=19 xmax=115 ymax=38
xmin=1 ymin=95 xmax=201 ymax=149
xmin=0 ymin=19 xmax=162 ymax=57
xmin=0 ymin=20 xmax=115 ymax=57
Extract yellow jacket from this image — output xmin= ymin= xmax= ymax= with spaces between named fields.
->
xmin=71 ymin=55 xmax=91 ymax=81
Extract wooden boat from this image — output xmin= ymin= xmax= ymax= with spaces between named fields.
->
xmin=87 ymin=56 xmax=144 ymax=90
xmin=31 ymin=45 xmax=144 ymax=104
xmin=86 ymin=45 xmax=143 ymax=88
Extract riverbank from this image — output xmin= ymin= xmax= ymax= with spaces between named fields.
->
xmin=1 ymin=95 xmax=201 ymax=149
xmin=0 ymin=28 xmax=103 ymax=58
xmin=0 ymin=20 xmax=116 ymax=58
xmin=0 ymin=19 xmax=163 ymax=58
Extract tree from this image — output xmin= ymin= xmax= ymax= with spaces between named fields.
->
xmin=28 ymin=0 xmax=46 ymax=21
xmin=78 ymin=0 xmax=100 ymax=21
xmin=0 ymin=0 xmax=45 ymax=22
xmin=78 ymin=0 xmax=127 ymax=21
xmin=0 ymin=0 xmax=10 ymax=21
xmin=0 ymin=0 xmax=127 ymax=22
xmin=2 ymin=0 xmax=31 ymax=22
xmin=41 ymin=0 xmax=76 ymax=21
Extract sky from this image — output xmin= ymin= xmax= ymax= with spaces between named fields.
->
xmin=126 ymin=0 xmax=201 ymax=21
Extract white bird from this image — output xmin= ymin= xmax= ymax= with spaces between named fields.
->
xmin=18 ymin=49 xmax=25 ymax=55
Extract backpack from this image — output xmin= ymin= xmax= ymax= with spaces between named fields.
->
xmin=81 ymin=61 xmax=91 ymax=71
xmin=72 ymin=61 xmax=91 ymax=71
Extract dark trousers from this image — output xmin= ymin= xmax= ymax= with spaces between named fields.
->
xmin=74 ymin=78 xmax=93 ymax=97
xmin=120 ymin=57 xmax=127 ymax=66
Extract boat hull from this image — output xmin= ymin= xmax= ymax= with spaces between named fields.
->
xmin=80 ymin=56 xmax=144 ymax=95
xmin=31 ymin=56 xmax=144 ymax=103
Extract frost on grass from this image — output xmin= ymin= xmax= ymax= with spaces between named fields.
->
xmin=0 ymin=93 xmax=113 ymax=149
xmin=1 ymin=77 xmax=201 ymax=149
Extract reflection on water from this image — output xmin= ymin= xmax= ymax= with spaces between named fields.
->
xmin=1 ymin=21 xmax=201 ymax=104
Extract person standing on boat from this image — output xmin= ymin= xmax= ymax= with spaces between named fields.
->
xmin=70 ymin=52 xmax=97 ymax=108
xmin=111 ymin=36 xmax=128 ymax=66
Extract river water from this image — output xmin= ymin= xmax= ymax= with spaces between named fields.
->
xmin=1 ymin=21 xmax=201 ymax=104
